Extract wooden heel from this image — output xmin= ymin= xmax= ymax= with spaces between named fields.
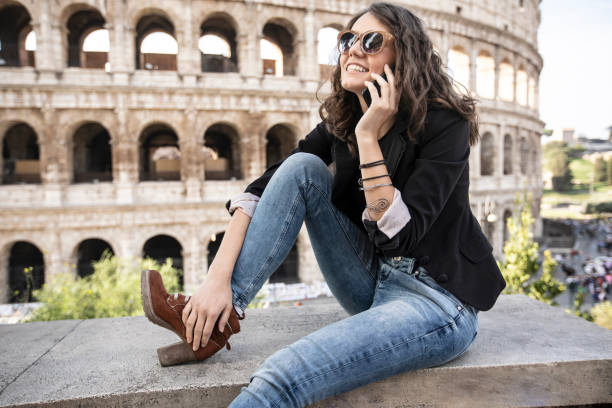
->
xmin=157 ymin=341 xmax=197 ymax=366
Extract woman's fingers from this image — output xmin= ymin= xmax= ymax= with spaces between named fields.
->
xmin=182 ymin=301 xmax=192 ymax=326
xmin=218 ymin=306 xmax=232 ymax=333
xmin=370 ymin=72 xmax=390 ymax=103
xmin=200 ymin=313 xmax=217 ymax=348
xmin=192 ymin=313 xmax=206 ymax=351
xmin=384 ymin=64 xmax=400 ymax=107
xmin=185 ymin=308 xmax=198 ymax=343
xmin=363 ymin=81 xmax=380 ymax=104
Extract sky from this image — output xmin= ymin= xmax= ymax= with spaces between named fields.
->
xmin=538 ymin=0 xmax=612 ymax=141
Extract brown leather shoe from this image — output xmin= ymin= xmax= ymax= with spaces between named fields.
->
xmin=141 ymin=269 xmax=242 ymax=363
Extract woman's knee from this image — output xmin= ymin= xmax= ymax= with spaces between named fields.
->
xmin=276 ymin=153 xmax=331 ymax=186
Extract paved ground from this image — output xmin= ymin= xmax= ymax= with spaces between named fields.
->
xmin=0 ymin=294 xmax=611 ymax=408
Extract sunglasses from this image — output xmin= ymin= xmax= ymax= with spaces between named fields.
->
xmin=337 ymin=29 xmax=394 ymax=56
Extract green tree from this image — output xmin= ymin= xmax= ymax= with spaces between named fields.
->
xmin=497 ymin=193 xmax=565 ymax=305
xmin=593 ymin=157 xmax=607 ymax=182
xmin=28 ymin=253 xmax=181 ymax=321
xmin=606 ymin=157 xmax=612 ymax=185
xmin=542 ymin=142 xmax=574 ymax=191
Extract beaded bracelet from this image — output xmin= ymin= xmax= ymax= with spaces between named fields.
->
xmin=359 ymin=182 xmax=393 ymax=191
xmin=358 ymin=173 xmax=391 ymax=187
xmin=358 ymin=159 xmax=386 ymax=169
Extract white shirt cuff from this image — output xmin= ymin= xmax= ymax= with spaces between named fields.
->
xmin=361 ymin=188 xmax=411 ymax=239
xmin=229 ymin=192 xmax=260 ymax=218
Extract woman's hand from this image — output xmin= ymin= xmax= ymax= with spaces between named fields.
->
xmin=355 ymin=64 xmax=401 ymax=142
xmin=182 ymin=266 xmax=234 ymax=351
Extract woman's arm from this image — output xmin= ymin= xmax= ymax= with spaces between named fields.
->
xmin=356 ymin=138 xmax=395 ymax=221
xmin=182 ymin=209 xmax=251 ymax=351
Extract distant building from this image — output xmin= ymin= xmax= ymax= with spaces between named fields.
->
xmin=562 ymin=128 xmax=576 ymax=145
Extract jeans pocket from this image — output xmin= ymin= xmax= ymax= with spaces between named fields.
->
xmin=415 ymin=267 xmax=467 ymax=312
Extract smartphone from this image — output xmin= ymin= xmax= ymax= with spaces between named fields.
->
xmin=362 ymin=64 xmax=395 ymax=107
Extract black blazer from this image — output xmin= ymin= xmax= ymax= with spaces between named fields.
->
xmin=228 ymin=107 xmax=506 ymax=311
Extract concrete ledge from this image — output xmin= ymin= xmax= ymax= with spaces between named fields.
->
xmin=0 ymin=295 xmax=611 ymax=408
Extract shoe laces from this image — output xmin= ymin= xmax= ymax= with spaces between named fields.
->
xmin=171 ymin=293 xmax=190 ymax=303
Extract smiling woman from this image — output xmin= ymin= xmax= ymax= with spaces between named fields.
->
xmin=141 ymin=2 xmax=505 ymax=407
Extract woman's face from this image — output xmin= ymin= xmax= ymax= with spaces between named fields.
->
xmin=339 ymin=12 xmax=396 ymax=96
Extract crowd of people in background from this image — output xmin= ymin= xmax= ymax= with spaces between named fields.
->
xmin=553 ymin=217 xmax=612 ymax=305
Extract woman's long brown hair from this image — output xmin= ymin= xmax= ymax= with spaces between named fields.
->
xmin=318 ymin=2 xmax=480 ymax=155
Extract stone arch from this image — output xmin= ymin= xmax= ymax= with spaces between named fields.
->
xmin=138 ymin=122 xmax=180 ymax=181
xmin=142 ymin=234 xmax=183 ymax=286
xmin=203 ymin=122 xmax=242 ymax=180
xmin=71 ymin=122 xmax=113 ymax=183
xmin=499 ymin=58 xmax=514 ymax=101
xmin=4 ymin=240 xmax=44 ymax=303
xmin=73 ymin=238 xmax=114 ymax=278
xmin=503 ymin=134 xmax=513 ymax=175
xmin=516 ymin=64 xmax=528 ymax=106
xmin=447 ymin=45 xmax=470 ymax=93
xmin=1 ymin=121 xmax=40 ymax=184
xmin=0 ymin=1 xmax=34 ymax=67
xmin=133 ymin=11 xmax=177 ymax=71
xmin=60 ymin=3 xmax=106 ymax=68
xmin=269 ymin=238 xmax=299 ymax=284
xmin=199 ymin=11 xmax=238 ymax=73
xmin=265 ymin=123 xmax=298 ymax=168
xmin=480 ymin=132 xmax=495 ymax=176
xmin=476 ymin=50 xmax=495 ymax=99
xmin=206 ymin=230 xmax=224 ymax=268
xmin=317 ymin=24 xmax=341 ymax=70
xmin=262 ymin=18 xmax=298 ymax=76
xmin=205 ymin=231 xmax=299 ymax=284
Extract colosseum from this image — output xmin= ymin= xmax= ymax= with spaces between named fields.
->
xmin=0 ymin=0 xmax=543 ymax=303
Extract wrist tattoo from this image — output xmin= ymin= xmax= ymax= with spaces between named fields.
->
xmin=367 ymin=198 xmax=390 ymax=214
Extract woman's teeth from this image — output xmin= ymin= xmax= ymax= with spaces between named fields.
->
xmin=347 ymin=64 xmax=367 ymax=72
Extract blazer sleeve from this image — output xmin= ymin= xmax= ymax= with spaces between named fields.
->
xmin=225 ymin=121 xmax=334 ymax=214
xmin=362 ymin=112 xmax=470 ymax=253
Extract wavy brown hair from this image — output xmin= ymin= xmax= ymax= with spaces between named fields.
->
xmin=319 ymin=2 xmax=479 ymax=155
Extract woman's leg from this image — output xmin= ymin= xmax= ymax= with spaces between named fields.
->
xmin=230 ymin=152 xmax=378 ymax=316
xmin=229 ymin=257 xmax=478 ymax=408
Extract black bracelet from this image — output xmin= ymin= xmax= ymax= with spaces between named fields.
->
xmin=358 ymin=173 xmax=391 ymax=187
xmin=359 ymin=159 xmax=386 ymax=169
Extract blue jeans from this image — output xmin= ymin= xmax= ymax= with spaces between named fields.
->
xmin=229 ymin=153 xmax=478 ymax=408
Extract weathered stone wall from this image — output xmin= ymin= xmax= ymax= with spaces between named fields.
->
xmin=0 ymin=0 xmax=544 ymax=302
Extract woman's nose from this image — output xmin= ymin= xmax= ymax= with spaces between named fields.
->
xmin=348 ymin=37 xmax=364 ymax=57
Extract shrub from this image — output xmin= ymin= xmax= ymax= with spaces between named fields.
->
xmin=27 ymin=254 xmax=181 ymax=321
xmin=591 ymin=301 xmax=612 ymax=330
xmin=585 ymin=201 xmax=612 ymax=214
xmin=498 ymin=192 xmax=565 ymax=305
xmin=594 ymin=157 xmax=607 ymax=182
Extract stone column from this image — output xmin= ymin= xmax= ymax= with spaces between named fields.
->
xmin=439 ymin=26 xmax=449 ymax=66
xmin=494 ymin=46 xmax=501 ymax=101
xmin=113 ymin=105 xmax=138 ymax=203
xmin=176 ymin=5 xmax=200 ymax=87
xmin=45 ymin=229 xmax=65 ymax=280
xmin=241 ymin=3 xmax=261 ymax=85
xmin=469 ymin=44 xmax=477 ymax=94
xmin=0 ymin=247 xmax=8 ymax=303
xmin=183 ymin=225 xmax=205 ymax=294
xmin=300 ymin=8 xmax=318 ymax=82
xmin=180 ymin=109 xmax=204 ymax=202
xmin=39 ymin=104 xmax=68 ymax=206
xmin=241 ymin=113 xmax=266 ymax=179
xmin=107 ymin=0 xmax=132 ymax=85
xmin=35 ymin=0 xmax=62 ymax=83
